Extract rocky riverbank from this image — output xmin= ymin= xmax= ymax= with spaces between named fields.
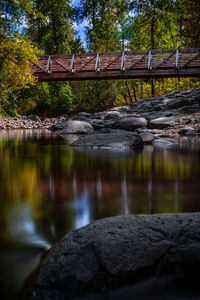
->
xmin=0 ymin=115 xmax=68 ymax=130
xmin=1 ymin=89 xmax=200 ymax=149
xmin=51 ymin=88 xmax=200 ymax=149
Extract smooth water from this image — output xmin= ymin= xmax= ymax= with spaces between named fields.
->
xmin=0 ymin=129 xmax=200 ymax=299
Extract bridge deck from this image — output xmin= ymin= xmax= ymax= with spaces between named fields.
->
xmin=33 ymin=48 xmax=200 ymax=81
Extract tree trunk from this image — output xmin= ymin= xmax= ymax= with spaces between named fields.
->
xmin=130 ymin=81 xmax=137 ymax=102
xmin=151 ymin=79 xmax=155 ymax=97
xmin=140 ymin=84 xmax=143 ymax=99
xmin=126 ymin=79 xmax=133 ymax=104
xmin=151 ymin=18 xmax=155 ymax=97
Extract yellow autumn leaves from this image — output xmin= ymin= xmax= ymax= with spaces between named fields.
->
xmin=0 ymin=35 xmax=40 ymax=92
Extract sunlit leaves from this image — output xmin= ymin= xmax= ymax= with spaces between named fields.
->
xmin=0 ymin=35 xmax=39 ymax=91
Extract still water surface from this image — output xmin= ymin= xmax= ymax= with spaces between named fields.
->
xmin=0 ymin=129 xmax=200 ymax=299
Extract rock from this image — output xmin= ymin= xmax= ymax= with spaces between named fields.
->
xmin=71 ymin=112 xmax=92 ymax=121
xmin=59 ymin=134 xmax=81 ymax=144
xmin=153 ymin=138 xmax=178 ymax=148
xmin=139 ymin=132 xmax=155 ymax=143
xmin=113 ymin=117 xmax=147 ymax=131
xmin=149 ymin=117 xmax=176 ymax=129
xmin=73 ymin=112 xmax=92 ymax=118
xmin=72 ymin=131 xmax=143 ymax=150
xmin=177 ymin=105 xmax=200 ymax=114
xmin=165 ymin=98 xmax=192 ymax=109
xmin=178 ymin=127 xmax=195 ymax=136
xmin=27 ymin=213 xmax=200 ymax=300
xmin=135 ymin=127 xmax=147 ymax=133
xmin=103 ymin=111 xmax=121 ymax=120
xmin=26 ymin=115 xmax=41 ymax=121
xmin=56 ymin=120 xmax=94 ymax=134
xmin=89 ymin=119 xmax=115 ymax=130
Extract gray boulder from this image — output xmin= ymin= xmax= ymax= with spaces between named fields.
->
xmin=139 ymin=132 xmax=155 ymax=143
xmin=89 ymin=119 xmax=115 ymax=130
xmin=103 ymin=111 xmax=121 ymax=120
xmin=113 ymin=117 xmax=147 ymax=130
xmin=57 ymin=120 xmax=94 ymax=134
xmin=28 ymin=213 xmax=200 ymax=300
xmin=72 ymin=131 xmax=143 ymax=150
xmin=178 ymin=127 xmax=195 ymax=136
xmin=149 ymin=117 xmax=176 ymax=129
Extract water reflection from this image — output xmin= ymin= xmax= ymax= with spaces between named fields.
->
xmin=72 ymin=176 xmax=92 ymax=229
xmin=0 ymin=129 xmax=59 ymax=140
xmin=0 ymin=130 xmax=200 ymax=299
xmin=8 ymin=205 xmax=51 ymax=249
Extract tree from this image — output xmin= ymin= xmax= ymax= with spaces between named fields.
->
xmin=182 ymin=0 xmax=200 ymax=47
xmin=28 ymin=0 xmax=75 ymax=54
xmin=79 ymin=0 xmax=128 ymax=51
xmin=70 ymin=0 xmax=131 ymax=113
xmin=128 ymin=0 xmax=185 ymax=96
xmin=0 ymin=36 xmax=38 ymax=91
xmin=23 ymin=0 xmax=83 ymax=116
xmin=0 ymin=0 xmax=39 ymax=116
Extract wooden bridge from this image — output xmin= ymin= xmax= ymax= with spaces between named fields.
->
xmin=33 ymin=48 xmax=200 ymax=82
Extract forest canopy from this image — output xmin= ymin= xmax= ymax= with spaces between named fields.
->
xmin=0 ymin=0 xmax=199 ymax=117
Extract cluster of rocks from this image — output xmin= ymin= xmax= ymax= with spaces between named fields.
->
xmin=1 ymin=89 xmax=199 ymax=149
xmin=52 ymin=89 xmax=200 ymax=150
xmin=0 ymin=115 xmax=68 ymax=130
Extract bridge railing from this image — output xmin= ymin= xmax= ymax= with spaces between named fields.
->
xmin=32 ymin=48 xmax=200 ymax=81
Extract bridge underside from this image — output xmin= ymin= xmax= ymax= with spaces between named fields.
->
xmin=33 ymin=48 xmax=200 ymax=82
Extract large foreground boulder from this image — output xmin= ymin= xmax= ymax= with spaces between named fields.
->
xmin=72 ymin=130 xmax=143 ymax=150
xmin=26 ymin=213 xmax=200 ymax=300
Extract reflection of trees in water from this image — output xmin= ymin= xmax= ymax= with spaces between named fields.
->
xmin=0 ymin=129 xmax=59 ymax=140
xmin=0 ymin=132 xmax=200 ymax=249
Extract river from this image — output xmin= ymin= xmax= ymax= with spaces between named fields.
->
xmin=0 ymin=129 xmax=200 ymax=299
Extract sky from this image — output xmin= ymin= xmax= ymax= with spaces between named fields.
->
xmin=71 ymin=0 xmax=87 ymax=45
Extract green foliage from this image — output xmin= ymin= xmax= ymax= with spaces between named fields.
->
xmin=16 ymin=82 xmax=74 ymax=116
xmin=79 ymin=0 xmax=128 ymax=51
xmin=129 ymin=0 xmax=185 ymax=49
xmin=0 ymin=36 xmax=39 ymax=91
xmin=0 ymin=0 xmax=35 ymax=36
xmin=22 ymin=0 xmax=84 ymax=116
xmin=0 ymin=0 xmax=199 ymax=116
xmin=0 ymin=106 xmax=8 ymax=118
xmin=182 ymin=0 xmax=200 ymax=47
xmin=28 ymin=0 xmax=74 ymax=54
xmin=71 ymin=80 xmax=120 ymax=113
xmin=0 ymin=0 xmax=40 ymax=116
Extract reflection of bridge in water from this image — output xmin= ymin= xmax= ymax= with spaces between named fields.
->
xmin=33 ymin=48 xmax=200 ymax=81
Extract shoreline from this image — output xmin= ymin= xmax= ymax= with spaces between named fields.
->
xmin=1 ymin=89 xmax=200 ymax=150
